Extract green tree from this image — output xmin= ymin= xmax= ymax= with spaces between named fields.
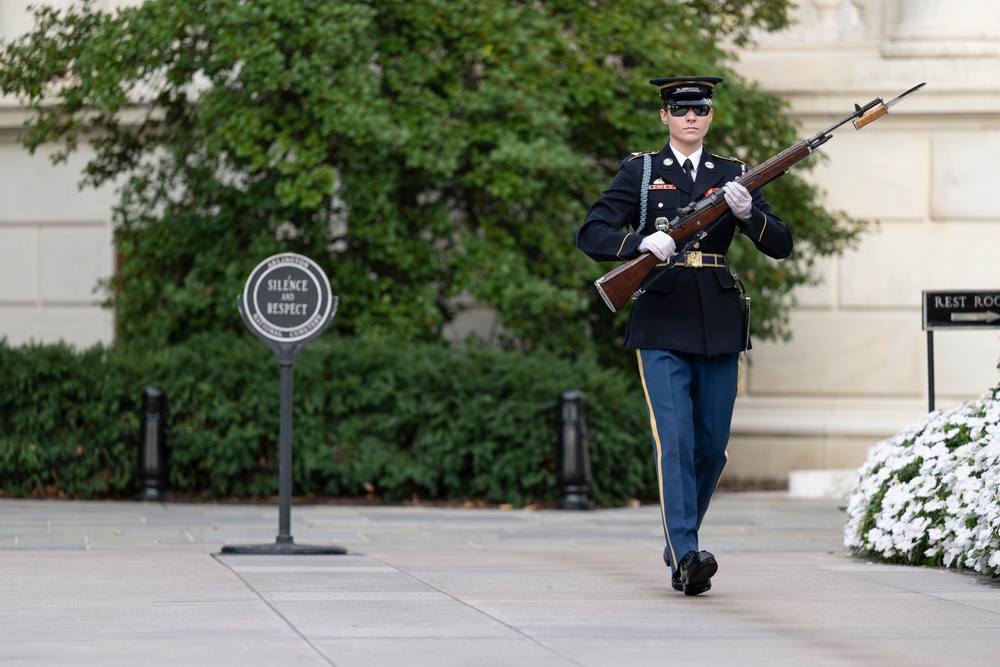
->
xmin=0 ymin=0 xmax=864 ymax=361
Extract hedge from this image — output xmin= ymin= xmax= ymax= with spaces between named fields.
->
xmin=0 ymin=335 xmax=655 ymax=507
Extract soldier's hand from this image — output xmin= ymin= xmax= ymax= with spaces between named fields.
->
xmin=638 ymin=231 xmax=676 ymax=261
xmin=723 ymin=181 xmax=753 ymax=221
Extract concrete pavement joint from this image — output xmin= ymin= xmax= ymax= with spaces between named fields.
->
xmin=211 ymin=553 xmax=339 ymax=667
xmin=369 ymin=553 xmax=590 ymax=667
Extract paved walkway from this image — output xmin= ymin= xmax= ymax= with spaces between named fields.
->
xmin=1 ymin=492 xmax=998 ymax=666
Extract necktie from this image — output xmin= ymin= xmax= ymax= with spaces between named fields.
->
xmin=683 ymin=158 xmax=694 ymax=185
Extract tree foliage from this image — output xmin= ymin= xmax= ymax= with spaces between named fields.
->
xmin=0 ymin=0 xmax=865 ymax=362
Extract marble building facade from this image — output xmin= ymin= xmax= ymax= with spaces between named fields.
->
xmin=729 ymin=0 xmax=1000 ymax=480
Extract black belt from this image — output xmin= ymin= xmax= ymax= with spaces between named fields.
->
xmin=658 ymin=252 xmax=726 ymax=268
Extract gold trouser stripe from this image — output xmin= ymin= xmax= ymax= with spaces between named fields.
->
xmin=636 ymin=350 xmax=678 ymax=568
xmin=707 ymin=450 xmax=731 ymax=517
xmin=737 ymin=352 xmax=743 ymax=395
xmin=718 ymin=449 xmax=731 ymax=491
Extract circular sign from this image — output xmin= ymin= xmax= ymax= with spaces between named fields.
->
xmin=241 ymin=253 xmax=334 ymax=343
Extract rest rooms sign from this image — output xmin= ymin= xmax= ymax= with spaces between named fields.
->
xmin=242 ymin=253 xmax=334 ymax=343
xmin=923 ymin=290 xmax=1000 ymax=331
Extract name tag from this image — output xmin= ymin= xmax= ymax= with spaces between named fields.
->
xmin=649 ymin=184 xmax=676 ymax=190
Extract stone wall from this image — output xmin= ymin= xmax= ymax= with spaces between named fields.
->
xmin=0 ymin=0 xmax=120 ymax=347
xmin=728 ymin=0 xmax=1000 ymax=482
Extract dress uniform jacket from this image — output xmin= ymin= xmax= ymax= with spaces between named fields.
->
xmin=576 ymin=142 xmax=793 ymax=354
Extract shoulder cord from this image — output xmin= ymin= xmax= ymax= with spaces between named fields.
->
xmin=634 ymin=153 xmax=651 ymax=233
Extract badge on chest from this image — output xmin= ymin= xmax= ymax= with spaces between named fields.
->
xmin=649 ymin=178 xmax=676 ymax=190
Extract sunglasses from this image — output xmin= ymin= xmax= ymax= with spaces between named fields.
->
xmin=668 ymin=104 xmax=711 ymax=117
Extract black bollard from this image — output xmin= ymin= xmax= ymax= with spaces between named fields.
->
xmin=556 ymin=390 xmax=592 ymax=509
xmin=135 ymin=387 xmax=168 ymax=502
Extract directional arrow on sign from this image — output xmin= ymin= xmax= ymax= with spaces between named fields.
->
xmin=950 ymin=310 xmax=1000 ymax=324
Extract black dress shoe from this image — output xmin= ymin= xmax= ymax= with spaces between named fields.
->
xmin=678 ymin=549 xmax=717 ymax=596
xmin=671 ymin=569 xmax=685 ymax=592
xmin=664 ymin=548 xmax=685 ymax=591
xmin=676 ymin=570 xmax=710 ymax=595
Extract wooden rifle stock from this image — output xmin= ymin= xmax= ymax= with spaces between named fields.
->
xmin=593 ymin=252 xmax=660 ymax=312
xmin=592 ymin=86 xmax=921 ymax=312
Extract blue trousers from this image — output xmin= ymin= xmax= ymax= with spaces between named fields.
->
xmin=637 ymin=349 xmax=739 ymax=570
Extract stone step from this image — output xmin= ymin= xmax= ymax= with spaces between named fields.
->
xmin=787 ymin=468 xmax=860 ymax=500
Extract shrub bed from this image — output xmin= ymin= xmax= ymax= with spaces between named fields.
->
xmin=0 ymin=335 xmax=655 ymax=507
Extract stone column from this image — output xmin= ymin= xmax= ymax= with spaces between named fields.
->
xmin=884 ymin=0 xmax=1000 ymax=57
xmin=758 ymin=0 xmax=869 ymax=43
xmin=812 ymin=0 xmax=843 ymax=26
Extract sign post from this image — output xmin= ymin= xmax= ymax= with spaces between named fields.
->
xmin=221 ymin=252 xmax=346 ymax=555
xmin=922 ymin=290 xmax=1000 ymax=413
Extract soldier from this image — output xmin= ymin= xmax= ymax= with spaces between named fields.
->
xmin=576 ymin=76 xmax=793 ymax=595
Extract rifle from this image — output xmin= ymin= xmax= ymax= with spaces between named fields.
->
xmin=593 ymin=82 xmax=926 ymax=312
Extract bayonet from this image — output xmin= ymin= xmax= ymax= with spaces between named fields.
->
xmin=853 ymin=82 xmax=926 ymax=130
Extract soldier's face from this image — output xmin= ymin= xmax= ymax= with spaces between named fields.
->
xmin=661 ymin=105 xmax=713 ymax=150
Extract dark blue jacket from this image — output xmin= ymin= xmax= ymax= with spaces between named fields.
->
xmin=577 ymin=143 xmax=793 ymax=354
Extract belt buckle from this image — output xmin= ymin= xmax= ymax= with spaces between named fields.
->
xmin=686 ymin=251 xmax=703 ymax=268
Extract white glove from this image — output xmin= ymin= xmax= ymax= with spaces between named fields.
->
xmin=638 ymin=231 xmax=676 ymax=261
xmin=722 ymin=181 xmax=753 ymax=222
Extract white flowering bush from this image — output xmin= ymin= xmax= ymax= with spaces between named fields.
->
xmin=844 ymin=385 xmax=1000 ymax=577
